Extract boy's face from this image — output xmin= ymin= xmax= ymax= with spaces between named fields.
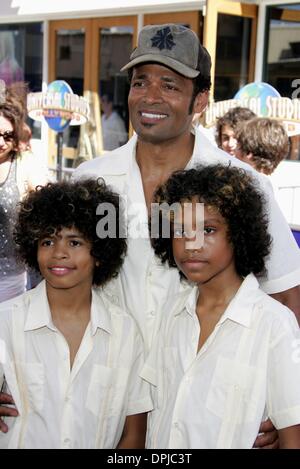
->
xmin=220 ymin=125 xmax=238 ymax=156
xmin=172 ymin=201 xmax=236 ymax=286
xmin=37 ymin=226 xmax=95 ymax=291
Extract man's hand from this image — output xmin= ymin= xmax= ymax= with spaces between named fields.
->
xmin=0 ymin=392 xmax=18 ymax=433
xmin=253 ymin=419 xmax=279 ymax=449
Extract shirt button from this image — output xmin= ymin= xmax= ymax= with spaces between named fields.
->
xmin=149 ymin=310 xmax=156 ymax=317
xmin=173 ymin=422 xmax=179 ymax=428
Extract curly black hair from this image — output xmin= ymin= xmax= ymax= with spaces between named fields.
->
xmin=14 ymin=178 xmax=127 ymax=286
xmin=151 ymin=164 xmax=272 ymax=279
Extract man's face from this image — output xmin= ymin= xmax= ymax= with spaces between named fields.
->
xmin=128 ymin=63 xmax=205 ymax=144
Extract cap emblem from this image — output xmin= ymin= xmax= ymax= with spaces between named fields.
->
xmin=150 ymin=26 xmax=176 ymax=51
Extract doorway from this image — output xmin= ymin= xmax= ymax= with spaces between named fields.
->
xmin=49 ymin=17 xmax=137 ymax=168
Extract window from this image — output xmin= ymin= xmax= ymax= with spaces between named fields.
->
xmin=0 ymin=23 xmax=43 ymax=92
xmin=215 ymin=14 xmax=252 ymax=101
xmin=0 ymin=22 xmax=43 ymax=138
xmin=264 ymin=4 xmax=300 ymax=98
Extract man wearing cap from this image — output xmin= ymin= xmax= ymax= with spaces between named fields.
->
xmin=75 ymin=23 xmax=299 ymax=337
xmin=1 ymin=24 xmax=299 ymax=447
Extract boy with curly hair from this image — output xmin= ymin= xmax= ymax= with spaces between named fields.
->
xmin=234 ymin=117 xmax=289 ymax=175
xmin=0 ymin=179 xmax=152 ymax=448
xmin=143 ymin=164 xmax=300 ymax=449
xmin=216 ymin=106 xmax=256 ymax=156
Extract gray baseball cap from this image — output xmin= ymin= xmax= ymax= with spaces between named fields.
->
xmin=121 ymin=23 xmax=211 ymax=79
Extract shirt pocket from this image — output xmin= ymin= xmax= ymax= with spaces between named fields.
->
xmin=20 ymin=362 xmax=45 ymax=413
xmin=86 ymin=364 xmax=130 ymax=417
xmin=205 ymin=356 xmax=265 ymax=424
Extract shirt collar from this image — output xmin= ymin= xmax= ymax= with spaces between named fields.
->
xmin=24 ymin=280 xmax=55 ymax=331
xmin=24 ymin=281 xmax=112 ymax=336
xmin=188 ymin=125 xmax=233 ymax=168
xmin=173 ymin=283 xmax=197 ymax=318
xmin=121 ymin=133 xmax=138 ymax=176
xmin=220 ymin=274 xmax=261 ymax=328
xmin=177 ymin=274 xmax=261 ymax=329
xmin=90 ymin=288 xmax=112 ymax=336
xmin=184 ymin=285 xmax=199 ymax=317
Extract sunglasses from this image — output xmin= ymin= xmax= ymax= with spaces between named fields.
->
xmin=0 ymin=130 xmax=15 ymax=142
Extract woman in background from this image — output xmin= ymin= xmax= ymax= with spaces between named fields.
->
xmin=0 ymin=83 xmax=48 ymax=302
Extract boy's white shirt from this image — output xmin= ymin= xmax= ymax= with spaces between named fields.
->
xmin=0 ymin=280 xmax=152 ymax=449
xmin=74 ymin=128 xmax=300 ymax=351
xmin=141 ymin=274 xmax=300 ymax=449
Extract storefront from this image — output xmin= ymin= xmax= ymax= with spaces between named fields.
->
xmin=0 ymin=2 xmax=204 ymax=165
xmin=0 ymin=1 xmax=299 ymax=223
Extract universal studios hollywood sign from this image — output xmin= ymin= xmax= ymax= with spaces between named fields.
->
xmin=27 ymin=81 xmax=89 ymax=129
xmin=204 ymin=82 xmax=300 ymax=136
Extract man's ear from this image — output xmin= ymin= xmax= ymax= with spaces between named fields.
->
xmin=193 ymin=90 xmax=209 ymax=115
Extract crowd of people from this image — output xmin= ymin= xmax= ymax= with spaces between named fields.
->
xmin=215 ymin=106 xmax=289 ymax=177
xmin=0 ymin=23 xmax=299 ymax=449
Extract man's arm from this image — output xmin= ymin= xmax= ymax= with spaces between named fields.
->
xmin=271 ymin=285 xmax=300 ymax=325
xmin=0 ymin=392 xmax=18 ymax=433
xmin=117 ymin=413 xmax=147 ymax=449
xmin=278 ymin=424 xmax=300 ymax=448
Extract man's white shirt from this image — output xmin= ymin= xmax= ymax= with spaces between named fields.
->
xmin=0 ymin=281 xmax=152 ymax=449
xmin=74 ymin=128 xmax=300 ymax=350
xmin=141 ymin=274 xmax=300 ymax=449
